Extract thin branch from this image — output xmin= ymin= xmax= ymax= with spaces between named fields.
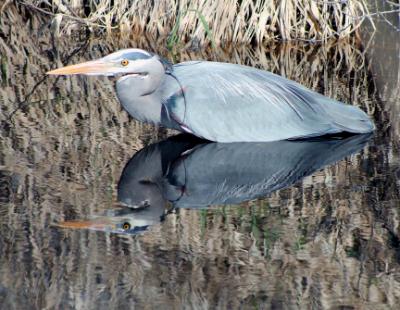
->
xmin=19 ymin=1 xmax=118 ymax=30
xmin=343 ymin=9 xmax=400 ymax=20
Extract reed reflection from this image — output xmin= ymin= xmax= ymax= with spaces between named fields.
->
xmin=59 ymin=133 xmax=371 ymax=234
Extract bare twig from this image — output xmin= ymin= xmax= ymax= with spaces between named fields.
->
xmin=19 ymin=1 xmax=118 ymax=30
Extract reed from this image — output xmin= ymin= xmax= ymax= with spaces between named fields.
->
xmin=18 ymin=0 xmax=372 ymax=46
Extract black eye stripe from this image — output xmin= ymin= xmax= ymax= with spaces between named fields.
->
xmin=123 ymin=52 xmax=152 ymax=61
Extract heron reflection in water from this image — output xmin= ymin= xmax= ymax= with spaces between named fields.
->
xmin=47 ymin=49 xmax=374 ymax=142
xmin=58 ymin=134 xmax=371 ymax=234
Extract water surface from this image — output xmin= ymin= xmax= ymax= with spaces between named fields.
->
xmin=0 ymin=6 xmax=399 ymax=309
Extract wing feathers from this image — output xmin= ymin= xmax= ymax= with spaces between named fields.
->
xmin=167 ymin=61 xmax=374 ymax=142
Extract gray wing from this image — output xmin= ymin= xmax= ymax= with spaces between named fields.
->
xmin=167 ymin=61 xmax=374 ymax=142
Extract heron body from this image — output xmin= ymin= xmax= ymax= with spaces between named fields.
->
xmin=48 ymin=49 xmax=374 ymax=142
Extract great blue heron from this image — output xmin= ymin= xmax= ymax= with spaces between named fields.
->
xmin=57 ymin=133 xmax=371 ymax=234
xmin=47 ymin=49 xmax=374 ymax=142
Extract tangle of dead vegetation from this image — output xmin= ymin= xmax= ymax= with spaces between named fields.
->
xmin=16 ymin=0 xmax=373 ymax=46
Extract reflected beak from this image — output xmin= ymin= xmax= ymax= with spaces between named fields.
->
xmin=56 ymin=219 xmax=114 ymax=231
xmin=47 ymin=60 xmax=114 ymax=75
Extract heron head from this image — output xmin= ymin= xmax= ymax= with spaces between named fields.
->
xmin=47 ymin=48 xmax=169 ymax=77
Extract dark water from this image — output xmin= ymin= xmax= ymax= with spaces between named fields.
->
xmin=0 ymin=6 xmax=400 ymax=310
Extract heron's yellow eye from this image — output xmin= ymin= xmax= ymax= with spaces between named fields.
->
xmin=121 ymin=59 xmax=129 ymax=66
xmin=122 ymin=222 xmax=131 ymax=230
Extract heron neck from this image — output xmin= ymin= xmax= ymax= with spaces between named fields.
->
xmin=116 ymin=77 xmax=163 ymax=125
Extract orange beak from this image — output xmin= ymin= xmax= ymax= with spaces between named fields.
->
xmin=56 ymin=219 xmax=113 ymax=230
xmin=47 ymin=60 xmax=114 ymax=75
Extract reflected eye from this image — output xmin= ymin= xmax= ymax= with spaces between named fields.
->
xmin=121 ymin=59 xmax=129 ymax=66
xmin=122 ymin=222 xmax=131 ymax=230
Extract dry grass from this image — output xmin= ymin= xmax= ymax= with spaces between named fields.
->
xmin=17 ymin=0 xmax=372 ymax=46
